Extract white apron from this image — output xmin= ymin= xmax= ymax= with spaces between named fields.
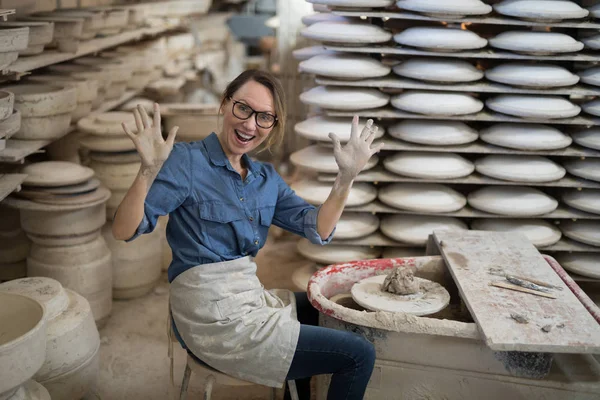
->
xmin=169 ymin=256 xmax=300 ymax=388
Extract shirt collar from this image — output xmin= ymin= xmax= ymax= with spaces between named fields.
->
xmin=204 ymin=132 xmax=262 ymax=177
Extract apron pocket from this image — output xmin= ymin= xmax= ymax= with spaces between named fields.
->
xmin=216 ymin=288 xmax=265 ymax=322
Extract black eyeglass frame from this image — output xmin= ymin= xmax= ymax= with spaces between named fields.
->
xmin=229 ymin=97 xmax=278 ymax=129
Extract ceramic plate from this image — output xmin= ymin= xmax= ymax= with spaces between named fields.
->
xmin=560 ymin=220 xmax=600 ymax=246
xmin=555 ymin=253 xmax=600 ymax=279
xmin=384 ymin=152 xmax=474 ymax=179
xmin=396 ymin=0 xmax=492 ymax=17
xmin=299 ymin=54 xmax=391 ymax=80
xmin=475 ymin=155 xmax=566 ymax=183
xmin=291 ymin=179 xmax=377 ymax=206
xmin=301 ymin=22 xmax=392 ymax=44
xmin=578 ymin=66 xmax=600 ymax=87
xmin=335 ymin=212 xmax=380 ymax=239
xmin=486 ymin=95 xmax=581 ymax=119
xmin=378 ymin=183 xmax=466 ymax=213
xmin=294 ymin=116 xmax=385 ymax=142
xmin=380 ymin=214 xmax=468 ymax=245
xmin=297 ymin=238 xmax=381 ymax=265
xmin=292 ymin=46 xmax=337 ymax=61
xmin=300 ymin=86 xmax=389 ymax=110
xmin=389 ymin=120 xmax=478 ymax=145
xmin=489 ymin=31 xmax=583 ymax=55
xmin=563 ymin=189 xmax=600 ymax=215
xmin=480 ymin=123 xmax=572 ymax=150
xmin=571 ymin=128 xmax=600 ymax=150
xmin=392 ymin=58 xmax=483 ymax=83
xmin=394 ymin=27 xmax=487 ymax=51
xmin=467 ymin=186 xmax=558 ymax=216
xmin=302 ymin=13 xmax=352 ymax=25
xmin=308 ymin=0 xmax=395 ymax=7
xmin=290 ymin=145 xmax=378 ymax=173
xmin=563 ymin=159 xmax=600 ymax=183
xmin=22 ymin=161 xmax=95 ymax=187
xmin=391 ymin=91 xmax=484 ymax=116
xmin=582 ymin=99 xmax=600 ymax=117
xmin=485 ymin=63 xmax=579 ymax=88
xmin=493 ymin=0 xmax=588 ymax=21
xmin=471 ymin=218 xmax=561 ymax=247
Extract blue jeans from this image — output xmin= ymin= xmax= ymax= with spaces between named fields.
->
xmin=285 ymin=292 xmax=376 ymax=400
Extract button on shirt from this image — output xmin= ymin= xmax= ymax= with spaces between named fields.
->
xmin=127 ymin=133 xmax=335 ymax=283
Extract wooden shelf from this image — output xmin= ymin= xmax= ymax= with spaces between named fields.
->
xmin=332 ymin=231 xmax=600 ymax=253
xmin=377 ymin=137 xmax=600 ymax=159
xmin=344 ymin=199 xmax=600 ymax=220
xmin=315 ymin=77 xmax=600 ymax=97
xmin=330 ymin=10 xmax=600 ymax=30
xmin=0 ymin=9 xmax=14 ymax=21
xmin=326 ymin=107 xmax=600 ymax=127
xmin=318 ymin=167 xmax=600 ymax=189
xmin=0 ymin=90 xmax=140 ymax=163
xmin=4 ymin=25 xmax=175 ymax=77
xmin=324 ymin=45 xmax=600 ymax=62
xmin=0 ymin=173 xmax=26 ymax=202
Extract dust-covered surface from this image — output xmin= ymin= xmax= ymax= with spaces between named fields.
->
xmin=493 ymin=351 xmax=554 ymax=380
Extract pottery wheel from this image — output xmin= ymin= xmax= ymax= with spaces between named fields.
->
xmin=351 ymin=275 xmax=450 ymax=316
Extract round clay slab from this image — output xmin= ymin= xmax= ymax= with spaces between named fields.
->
xmin=392 ymin=91 xmax=483 ymax=116
xmin=300 ymin=86 xmax=389 ymax=110
xmin=291 ymin=179 xmax=377 ymax=206
xmin=389 ymin=120 xmax=478 ymax=145
xmin=290 ymin=145 xmax=378 ymax=173
xmin=572 ymin=128 xmax=600 ymax=150
xmin=468 ymin=186 xmax=558 ymax=216
xmin=392 ymin=58 xmax=483 ymax=83
xmin=34 ymin=188 xmax=106 ymax=206
xmin=336 ymin=212 xmax=380 ymax=239
xmin=302 ymin=13 xmax=352 ymax=26
xmin=299 ymin=54 xmax=391 ymax=80
xmin=582 ymin=99 xmax=600 ymax=117
xmin=480 ymin=123 xmax=572 ymax=150
xmin=393 ymin=27 xmax=487 ymax=51
xmin=471 ymin=219 xmax=561 ymax=247
xmin=494 ymin=0 xmax=588 ymax=21
xmin=22 ymin=161 xmax=95 ymax=187
xmin=384 ymin=152 xmax=474 ymax=179
xmin=380 ymin=214 xmax=468 ymax=245
xmin=301 ymin=22 xmax=392 ymax=44
xmin=308 ymin=0 xmax=395 ymax=7
xmin=297 ymin=238 xmax=381 ymax=265
xmin=563 ymin=159 xmax=600 ymax=183
xmin=555 ymin=253 xmax=600 ymax=279
xmin=489 ymin=31 xmax=583 ymax=55
xmin=77 ymin=111 xmax=136 ymax=136
xmin=486 ymin=95 xmax=581 ymax=119
xmin=396 ymin=0 xmax=491 ymax=17
xmin=292 ymin=46 xmax=337 ymax=61
xmin=485 ymin=63 xmax=579 ymax=88
xmin=560 ymin=220 xmax=600 ymax=246
xmin=22 ymin=177 xmax=101 ymax=195
xmin=475 ymin=155 xmax=566 ymax=183
xmin=579 ymin=66 xmax=600 ymax=86
xmin=294 ymin=116 xmax=384 ymax=143
xmin=562 ymin=189 xmax=600 ymax=215
xmin=351 ymin=274 xmax=450 ymax=315
xmin=378 ymin=183 xmax=466 ymax=213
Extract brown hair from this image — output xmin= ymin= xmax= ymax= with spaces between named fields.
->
xmin=220 ymin=69 xmax=287 ymax=152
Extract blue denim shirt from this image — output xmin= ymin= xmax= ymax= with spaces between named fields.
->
xmin=127 ymin=133 xmax=334 ymax=283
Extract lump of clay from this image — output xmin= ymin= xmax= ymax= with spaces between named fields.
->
xmin=382 ymin=267 xmax=419 ymax=295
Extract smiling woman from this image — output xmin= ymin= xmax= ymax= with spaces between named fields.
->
xmin=111 ymin=69 xmax=383 ymax=400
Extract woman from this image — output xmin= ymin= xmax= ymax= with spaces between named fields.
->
xmin=113 ymin=70 xmax=383 ymax=399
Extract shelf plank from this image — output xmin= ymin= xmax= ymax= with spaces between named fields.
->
xmin=344 ymin=199 xmax=600 ymax=220
xmin=324 ymin=45 xmax=600 ymax=62
xmin=330 ymin=10 xmax=600 ymax=30
xmin=315 ymin=77 xmax=600 ymax=97
xmin=0 ymin=173 xmax=26 ymax=202
xmin=0 ymin=90 xmax=140 ymax=163
xmin=5 ymin=25 xmax=173 ymax=75
xmin=326 ymin=108 xmax=600 ymax=126
xmin=318 ymin=167 xmax=600 ymax=189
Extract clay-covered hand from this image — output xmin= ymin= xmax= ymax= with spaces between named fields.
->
xmin=122 ymin=103 xmax=178 ymax=172
xmin=329 ymin=115 xmax=384 ymax=181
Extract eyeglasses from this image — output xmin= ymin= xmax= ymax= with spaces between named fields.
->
xmin=230 ymin=98 xmax=278 ymax=129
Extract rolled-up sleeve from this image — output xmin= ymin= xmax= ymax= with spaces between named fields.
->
xmin=125 ymin=143 xmax=192 ymax=242
xmin=270 ymin=169 xmax=335 ymax=245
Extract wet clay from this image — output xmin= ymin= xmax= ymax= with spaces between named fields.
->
xmin=382 ymin=266 xmax=419 ymax=295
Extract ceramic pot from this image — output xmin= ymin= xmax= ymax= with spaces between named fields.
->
xmin=0 ymin=22 xmax=53 ymax=56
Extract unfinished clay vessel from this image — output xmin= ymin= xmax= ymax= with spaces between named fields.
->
xmin=22 ymin=161 xmax=94 ymax=187
xmin=393 ymin=27 xmax=487 ymax=51
xmin=384 ymin=152 xmax=474 ymax=179
xmin=560 ymin=220 xmax=600 ymax=246
xmin=471 ymin=219 xmax=561 ymax=248
xmin=555 ymin=253 xmax=600 ymax=279
xmin=162 ymin=104 xmax=220 ymax=143
xmin=290 ymin=145 xmax=378 ymax=173
xmin=302 ymin=13 xmax=352 ymax=26
xmin=0 ymin=90 xmax=14 ymax=120
xmin=480 ymin=123 xmax=571 ymax=150
xmin=301 ymin=22 xmax=392 ymax=44
xmin=475 ymin=155 xmax=566 ymax=183
xmin=299 ymin=54 xmax=391 ymax=80
xmin=486 ymin=95 xmax=581 ymax=119
xmin=381 ymin=214 xmax=468 ymax=245
xmin=392 ymin=58 xmax=483 ymax=83
xmin=297 ymin=238 xmax=381 ymax=265
xmin=0 ymin=22 xmax=53 ymax=56
xmin=389 ymin=120 xmax=478 ymax=145
xmin=378 ymin=183 xmax=466 ymax=213
xmin=563 ymin=189 xmax=600 ymax=215
xmin=291 ymin=179 xmax=377 ymax=206
xmin=489 ymin=31 xmax=583 ymax=55
xmin=485 ymin=63 xmax=579 ymax=88
xmin=396 ymin=0 xmax=491 ymax=18
xmin=335 ymin=212 xmax=380 ymax=239
xmin=494 ymin=0 xmax=588 ymax=22
xmin=300 ymin=86 xmax=389 ymax=110
xmin=102 ymin=222 xmax=162 ymax=299
xmin=295 ymin=116 xmax=384 ymax=143
xmin=563 ymin=158 xmax=600 ymax=183
xmin=0 ymin=25 xmax=29 ymax=67
xmin=0 ymin=292 xmax=46 ymax=400
xmin=391 ymin=91 xmax=483 ymax=116
xmin=4 ymin=380 xmax=50 ymax=400
xmin=468 ymin=186 xmax=558 ymax=216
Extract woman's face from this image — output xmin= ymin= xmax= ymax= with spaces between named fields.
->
xmin=220 ymin=80 xmax=276 ymax=159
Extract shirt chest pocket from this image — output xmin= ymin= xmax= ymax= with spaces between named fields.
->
xmin=197 ymin=202 xmax=247 ymax=256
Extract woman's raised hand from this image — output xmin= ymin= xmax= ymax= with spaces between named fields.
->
xmin=328 ymin=115 xmax=384 ymax=182
xmin=122 ymin=103 xmax=178 ymax=172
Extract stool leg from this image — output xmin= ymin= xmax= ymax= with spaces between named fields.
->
xmin=287 ymin=380 xmax=299 ymax=400
xmin=270 ymin=387 xmax=276 ymax=400
xmin=179 ymin=364 xmax=192 ymax=400
xmin=204 ymin=375 xmax=215 ymax=400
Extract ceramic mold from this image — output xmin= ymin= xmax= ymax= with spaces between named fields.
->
xmin=394 ymin=27 xmax=487 ymax=51
xmin=389 ymin=120 xmax=478 ymax=145
xmin=384 ymin=152 xmax=474 ymax=179
xmin=474 ymin=155 xmax=566 ymax=183
xmin=393 ymin=58 xmax=483 ymax=83
xmin=391 ymin=91 xmax=484 ymax=116
xmin=486 ymin=94 xmax=581 ymax=119
xmin=485 ymin=63 xmax=579 ymax=88
xmin=396 ymin=0 xmax=492 ymax=18
xmin=299 ymin=54 xmax=391 ymax=80
xmin=471 ymin=219 xmax=561 ymax=247
xmin=301 ymin=22 xmax=392 ymax=44
xmin=489 ymin=31 xmax=583 ymax=55
xmin=494 ymin=0 xmax=588 ymax=22
xmin=380 ymin=214 xmax=468 ymax=245
xmin=378 ymin=183 xmax=466 ymax=213
xmin=468 ymin=186 xmax=558 ymax=216
xmin=301 ymin=86 xmax=389 ymax=110
xmin=291 ymin=179 xmax=377 ymax=206
xmin=480 ymin=123 xmax=572 ymax=150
